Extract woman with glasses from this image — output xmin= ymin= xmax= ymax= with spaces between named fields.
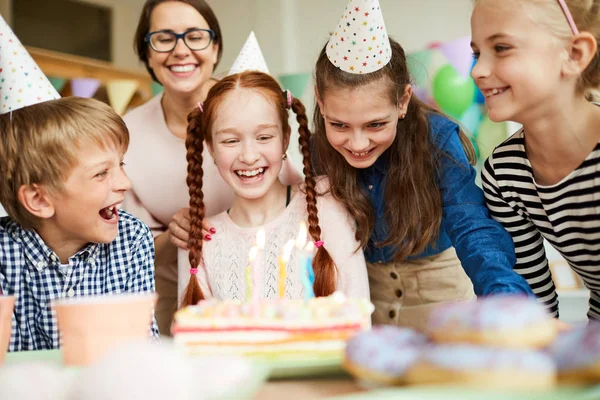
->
xmin=123 ymin=0 xmax=300 ymax=335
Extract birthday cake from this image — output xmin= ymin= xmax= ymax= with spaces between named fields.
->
xmin=171 ymin=292 xmax=374 ymax=360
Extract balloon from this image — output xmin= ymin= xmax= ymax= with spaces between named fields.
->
xmin=476 ymin=116 xmax=509 ymax=161
xmin=459 ymin=103 xmax=483 ymax=137
xmin=432 ymin=64 xmax=476 ymax=119
xmin=438 ymin=36 xmax=472 ymax=79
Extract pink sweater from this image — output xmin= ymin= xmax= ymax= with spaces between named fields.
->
xmin=178 ymin=178 xmax=370 ymax=301
xmin=123 ymin=95 xmax=302 ymax=282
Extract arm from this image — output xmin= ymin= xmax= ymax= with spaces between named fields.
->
xmin=436 ymin=124 xmax=534 ymax=297
xmin=482 ymin=156 xmax=558 ymax=316
xmin=123 ymin=222 xmax=161 ymax=338
xmin=317 ymin=181 xmax=370 ymax=299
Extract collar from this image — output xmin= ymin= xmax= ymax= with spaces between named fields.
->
xmin=19 ymin=227 xmax=99 ymax=272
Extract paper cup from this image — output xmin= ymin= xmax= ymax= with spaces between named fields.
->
xmin=53 ymin=293 xmax=156 ymax=366
xmin=0 ymin=295 xmax=16 ymax=364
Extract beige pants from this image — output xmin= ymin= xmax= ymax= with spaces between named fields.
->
xmin=367 ymin=247 xmax=475 ymax=332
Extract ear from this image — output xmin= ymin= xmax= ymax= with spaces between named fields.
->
xmin=315 ymin=87 xmax=325 ymax=117
xmin=17 ymin=184 xmax=55 ymax=220
xmin=211 ymin=42 xmax=220 ymax=66
xmin=564 ymin=32 xmax=598 ymax=77
xmin=397 ymin=84 xmax=413 ymax=119
xmin=282 ymin=126 xmax=291 ymax=152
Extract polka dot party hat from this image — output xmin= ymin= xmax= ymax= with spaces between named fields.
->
xmin=228 ymin=31 xmax=270 ymax=76
xmin=0 ymin=15 xmax=60 ymax=114
xmin=326 ymin=0 xmax=391 ymax=74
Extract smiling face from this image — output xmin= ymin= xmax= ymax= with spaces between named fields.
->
xmin=41 ymin=142 xmax=131 ymax=250
xmin=470 ymin=0 xmax=568 ymax=123
xmin=147 ymin=1 xmax=219 ymax=97
xmin=318 ymin=81 xmax=405 ymax=169
xmin=208 ymin=88 xmax=289 ymax=201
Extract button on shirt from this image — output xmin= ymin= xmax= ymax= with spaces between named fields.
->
xmin=357 ymin=113 xmax=533 ymax=296
xmin=0 ymin=211 xmax=160 ymax=351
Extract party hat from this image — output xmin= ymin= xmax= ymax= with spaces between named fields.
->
xmin=326 ymin=0 xmax=391 ymax=74
xmin=228 ymin=31 xmax=270 ymax=76
xmin=0 ymin=15 xmax=60 ymax=114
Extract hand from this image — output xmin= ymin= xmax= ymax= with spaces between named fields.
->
xmin=554 ymin=318 xmax=572 ymax=333
xmin=168 ymin=207 xmax=216 ymax=250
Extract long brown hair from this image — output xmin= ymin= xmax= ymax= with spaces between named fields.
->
xmin=313 ymin=38 xmax=476 ymax=262
xmin=181 ymin=71 xmax=336 ymax=306
xmin=133 ymin=0 xmax=223 ymax=83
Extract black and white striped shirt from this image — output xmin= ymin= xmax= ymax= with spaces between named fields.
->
xmin=482 ymin=129 xmax=600 ymax=320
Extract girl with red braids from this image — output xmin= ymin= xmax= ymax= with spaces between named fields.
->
xmin=179 ymin=71 xmax=369 ymax=305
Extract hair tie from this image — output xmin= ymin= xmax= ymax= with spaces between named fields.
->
xmin=284 ymin=90 xmax=293 ymax=109
xmin=557 ymin=0 xmax=579 ymax=35
xmin=314 ymin=240 xmax=324 ymax=248
xmin=197 ymin=102 xmax=204 ymax=112
xmin=190 ymin=268 xmax=198 ymax=275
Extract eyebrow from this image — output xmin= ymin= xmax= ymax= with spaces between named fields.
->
xmin=471 ymin=33 xmax=514 ymax=48
xmin=215 ymin=123 xmax=279 ymax=136
xmin=325 ymin=114 xmax=393 ymax=124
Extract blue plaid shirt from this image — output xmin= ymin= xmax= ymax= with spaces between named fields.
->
xmin=0 ymin=210 xmax=159 ymax=351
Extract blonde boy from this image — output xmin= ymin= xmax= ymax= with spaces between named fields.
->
xmin=0 ymin=97 xmax=159 ymax=350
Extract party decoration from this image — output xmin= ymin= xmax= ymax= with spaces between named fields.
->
xmin=459 ymin=103 xmax=483 ymax=137
xmin=475 ymin=115 xmax=509 ymax=161
xmin=49 ymin=77 xmax=67 ymax=93
xmin=229 ymin=32 xmax=269 ymax=76
xmin=326 ymin=0 xmax=391 ymax=74
xmin=438 ymin=36 xmax=473 ymax=79
xmin=70 ymin=78 xmax=101 ymax=98
xmin=432 ymin=64 xmax=475 ymax=119
xmin=278 ymin=73 xmax=310 ymax=98
xmin=151 ymin=81 xmax=163 ymax=97
xmin=106 ymin=79 xmax=139 ymax=115
xmin=0 ymin=15 xmax=60 ymax=113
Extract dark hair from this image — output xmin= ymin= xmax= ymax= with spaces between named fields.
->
xmin=181 ymin=71 xmax=336 ymax=306
xmin=313 ymin=38 xmax=476 ymax=262
xmin=134 ymin=0 xmax=223 ymax=83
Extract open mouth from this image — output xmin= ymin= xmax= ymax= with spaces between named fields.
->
xmin=483 ymin=87 xmax=509 ymax=98
xmin=169 ymin=65 xmax=197 ymax=73
xmin=99 ymin=205 xmax=118 ymax=221
xmin=347 ymin=148 xmax=374 ymax=158
xmin=235 ymin=167 xmax=266 ymax=181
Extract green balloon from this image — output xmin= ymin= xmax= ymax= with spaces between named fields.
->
xmin=476 ymin=116 xmax=509 ymax=161
xmin=432 ymin=64 xmax=475 ymax=118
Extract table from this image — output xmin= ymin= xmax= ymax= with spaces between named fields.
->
xmin=255 ymin=377 xmax=365 ymax=400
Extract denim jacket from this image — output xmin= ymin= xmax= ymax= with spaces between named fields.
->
xmin=357 ymin=113 xmax=533 ymax=296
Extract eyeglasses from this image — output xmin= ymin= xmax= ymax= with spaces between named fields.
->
xmin=145 ymin=28 xmax=215 ymax=53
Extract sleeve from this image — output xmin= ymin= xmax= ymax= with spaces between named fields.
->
xmin=435 ymin=122 xmax=534 ymax=297
xmin=124 ymin=222 xmax=161 ymax=338
xmin=122 ymin=189 xmax=166 ymax=239
xmin=177 ymin=248 xmax=213 ymax=301
xmin=482 ymin=155 xmax=558 ymax=316
xmin=317 ymin=180 xmax=370 ymax=300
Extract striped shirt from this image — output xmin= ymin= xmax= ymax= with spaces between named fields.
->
xmin=0 ymin=210 xmax=160 ymax=351
xmin=482 ymin=129 xmax=600 ymax=320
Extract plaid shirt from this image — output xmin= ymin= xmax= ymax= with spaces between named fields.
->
xmin=0 ymin=210 xmax=159 ymax=351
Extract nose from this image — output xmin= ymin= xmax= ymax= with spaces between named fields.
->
xmin=115 ymin=167 xmax=132 ymax=192
xmin=172 ymin=37 xmax=191 ymax=58
xmin=348 ymin=129 xmax=370 ymax=152
xmin=470 ymin=55 xmax=490 ymax=83
xmin=239 ymin=141 xmax=260 ymax=165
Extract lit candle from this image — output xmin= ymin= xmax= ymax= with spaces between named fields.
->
xmin=248 ymin=246 xmax=259 ymax=301
xmin=255 ymin=229 xmax=265 ymax=300
xmin=304 ymin=241 xmax=316 ymax=300
xmin=279 ymin=239 xmax=295 ymax=298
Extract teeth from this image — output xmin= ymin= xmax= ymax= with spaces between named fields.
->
xmin=170 ymin=65 xmax=195 ymax=73
xmin=351 ymin=150 xmax=370 ymax=157
xmin=236 ymin=167 xmax=264 ymax=177
xmin=485 ymin=88 xmax=506 ymax=98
